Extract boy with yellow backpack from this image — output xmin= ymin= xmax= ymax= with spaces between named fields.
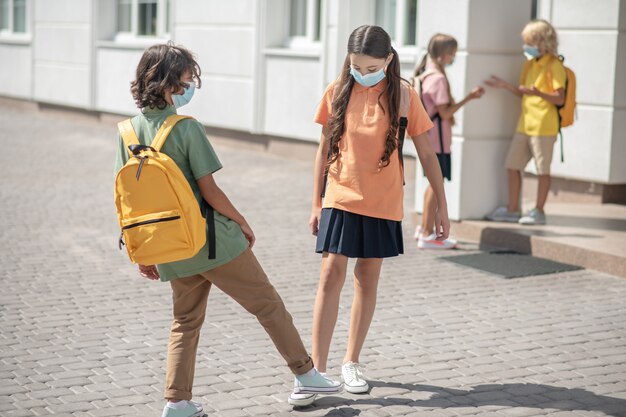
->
xmin=484 ymin=19 xmax=576 ymax=225
xmin=114 ymin=43 xmax=342 ymax=417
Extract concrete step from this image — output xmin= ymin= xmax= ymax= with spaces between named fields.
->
xmin=448 ymin=203 xmax=626 ymax=278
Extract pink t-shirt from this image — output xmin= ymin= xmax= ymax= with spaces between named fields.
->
xmin=417 ymin=69 xmax=452 ymax=154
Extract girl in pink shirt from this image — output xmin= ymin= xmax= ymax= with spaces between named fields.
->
xmin=413 ymin=33 xmax=484 ymax=249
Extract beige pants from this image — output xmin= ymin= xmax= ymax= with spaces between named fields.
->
xmin=504 ymin=133 xmax=557 ymax=175
xmin=164 ymin=248 xmax=314 ymax=400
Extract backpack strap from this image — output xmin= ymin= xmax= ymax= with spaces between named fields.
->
xmin=150 ymin=114 xmax=193 ymax=152
xmin=117 ymin=119 xmax=140 ymax=157
xmin=150 ymin=113 xmax=215 ymax=260
xmin=398 ymin=83 xmax=410 ymax=185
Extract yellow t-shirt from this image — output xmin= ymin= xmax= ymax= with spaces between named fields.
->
xmin=516 ymin=54 xmax=566 ymax=136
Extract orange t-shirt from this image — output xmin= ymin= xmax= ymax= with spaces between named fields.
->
xmin=314 ymin=79 xmax=433 ymax=221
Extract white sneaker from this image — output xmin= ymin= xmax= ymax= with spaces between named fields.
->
xmin=341 ymin=362 xmax=369 ymax=394
xmin=413 ymin=226 xmax=424 ymax=240
xmin=288 ymin=392 xmax=317 ymax=407
xmin=417 ymin=233 xmax=457 ymax=250
xmin=484 ymin=206 xmax=521 ymax=223
xmin=518 ymin=208 xmax=546 ymax=225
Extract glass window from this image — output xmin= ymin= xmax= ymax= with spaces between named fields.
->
xmin=0 ymin=0 xmax=28 ymax=34
xmin=0 ymin=0 xmax=9 ymax=30
xmin=12 ymin=0 xmax=24 ymax=32
xmin=290 ymin=0 xmax=307 ymax=37
xmin=115 ymin=0 xmax=169 ymax=39
xmin=531 ymin=0 xmax=538 ymax=19
xmin=117 ymin=0 xmax=131 ymax=32
xmin=375 ymin=0 xmax=418 ymax=47
xmin=138 ymin=0 xmax=157 ymax=36
xmin=287 ymin=0 xmax=321 ymax=46
xmin=375 ymin=0 xmax=397 ymax=39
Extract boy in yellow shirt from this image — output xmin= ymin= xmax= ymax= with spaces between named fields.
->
xmin=485 ymin=20 xmax=566 ymax=225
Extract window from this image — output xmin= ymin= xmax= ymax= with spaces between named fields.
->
xmin=115 ymin=0 xmax=169 ymax=39
xmin=531 ymin=0 xmax=538 ymax=19
xmin=286 ymin=0 xmax=321 ymax=47
xmin=375 ymin=0 xmax=418 ymax=47
xmin=0 ymin=0 xmax=28 ymax=34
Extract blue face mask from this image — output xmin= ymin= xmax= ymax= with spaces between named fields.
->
xmin=523 ymin=45 xmax=540 ymax=60
xmin=172 ymin=80 xmax=195 ymax=108
xmin=350 ymin=66 xmax=386 ymax=88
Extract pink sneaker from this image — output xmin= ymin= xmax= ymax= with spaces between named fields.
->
xmin=417 ymin=233 xmax=457 ymax=250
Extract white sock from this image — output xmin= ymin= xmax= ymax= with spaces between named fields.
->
xmin=167 ymin=400 xmax=188 ymax=409
xmin=305 ymin=368 xmax=317 ymax=376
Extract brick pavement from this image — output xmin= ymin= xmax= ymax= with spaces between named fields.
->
xmin=0 ymin=105 xmax=625 ymax=417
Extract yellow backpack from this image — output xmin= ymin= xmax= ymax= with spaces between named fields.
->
xmin=114 ymin=115 xmax=211 ymax=265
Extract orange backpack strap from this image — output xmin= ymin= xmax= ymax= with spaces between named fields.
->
xmin=117 ymin=119 xmax=140 ymax=157
xmin=150 ymin=114 xmax=194 ymax=152
xmin=520 ymin=60 xmax=532 ymax=86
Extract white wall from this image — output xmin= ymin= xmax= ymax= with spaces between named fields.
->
xmin=174 ymin=0 xmax=257 ymax=131
xmin=32 ymin=0 xmax=93 ymax=108
xmin=0 ymin=0 xmax=623 ymax=214
xmin=0 ymin=43 xmax=32 ymax=98
xmin=538 ymin=0 xmax=626 ymax=183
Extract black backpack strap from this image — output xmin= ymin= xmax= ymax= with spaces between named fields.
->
xmin=200 ymin=200 xmax=216 ymax=260
xmin=398 ymin=84 xmax=410 ymax=185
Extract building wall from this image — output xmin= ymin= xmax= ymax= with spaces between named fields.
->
xmin=0 ymin=0 xmax=624 ymax=216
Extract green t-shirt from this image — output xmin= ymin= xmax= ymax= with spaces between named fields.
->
xmin=114 ymin=105 xmax=249 ymax=281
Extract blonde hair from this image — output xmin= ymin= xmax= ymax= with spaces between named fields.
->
xmin=522 ymin=19 xmax=558 ymax=56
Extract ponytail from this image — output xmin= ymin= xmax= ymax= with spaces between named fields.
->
xmin=412 ymin=53 xmax=428 ymax=86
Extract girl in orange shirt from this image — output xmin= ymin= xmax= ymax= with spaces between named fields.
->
xmin=294 ymin=25 xmax=450 ymax=406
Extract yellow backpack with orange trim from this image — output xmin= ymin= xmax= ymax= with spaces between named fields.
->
xmin=114 ymin=115 xmax=211 ymax=265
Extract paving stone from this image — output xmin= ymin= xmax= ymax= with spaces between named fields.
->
xmin=1 ymin=105 xmax=625 ymax=417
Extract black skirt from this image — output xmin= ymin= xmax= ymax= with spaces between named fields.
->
xmin=315 ymin=208 xmax=404 ymax=258
xmin=423 ymin=153 xmax=451 ymax=181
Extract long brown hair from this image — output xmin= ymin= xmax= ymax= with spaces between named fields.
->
xmin=131 ymin=42 xmax=202 ymax=109
xmin=327 ymin=25 xmax=404 ymax=169
xmin=413 ymin=33 xmax=457 ymax=103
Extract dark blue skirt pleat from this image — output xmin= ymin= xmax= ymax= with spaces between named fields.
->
xmin=315 ymin=208 xmax=403 ymax=258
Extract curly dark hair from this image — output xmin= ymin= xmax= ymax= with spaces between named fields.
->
xmin=327 ymin=25 xmax=404 ymax=170
xmin=130 ymin=42 xmax=202 ymax=109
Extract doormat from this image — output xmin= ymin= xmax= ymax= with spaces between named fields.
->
xmin=439 ymin=251 xmax=583 ymax=278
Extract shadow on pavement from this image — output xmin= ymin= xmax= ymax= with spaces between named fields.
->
xmin=295 ymin=381 xmax=626 ymax=417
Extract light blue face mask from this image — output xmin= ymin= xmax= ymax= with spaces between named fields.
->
xmin=172 ymin=80 xmax=195 ymax=108
xmin=350 ymin=66 xmax=386 ymax=88
xmin=523 ymin=44 xmax=540 ymax=60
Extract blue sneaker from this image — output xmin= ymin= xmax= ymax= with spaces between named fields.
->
xmin=161 ymin=401 xmax=205 ymax=417
xmin=293 ymin=369 xmax=343 ymax=394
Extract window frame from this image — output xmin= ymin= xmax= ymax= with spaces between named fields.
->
xmin=284 ymin=0 xmax=321 ymax=49
xmin=0 ymin=0 xmax=30 ymax=41
xmin=374 ymin=0 xmax=418 ymax=48
xmin=114 ymin=0 xmax=170 ymax=43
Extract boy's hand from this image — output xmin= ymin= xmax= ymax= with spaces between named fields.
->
xmin=239 ymin=222 xmax=256 ymax=248
xmin=485 ymin=75 xmax=507 ymax=88
xmin=519 ymin=85 xmax=540 ymax=96
xmin=138 ymin=265 xmax=160 ymax=280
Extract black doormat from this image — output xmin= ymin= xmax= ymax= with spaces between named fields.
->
xmin=439 ymin=251 xmax=583 ymax=278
